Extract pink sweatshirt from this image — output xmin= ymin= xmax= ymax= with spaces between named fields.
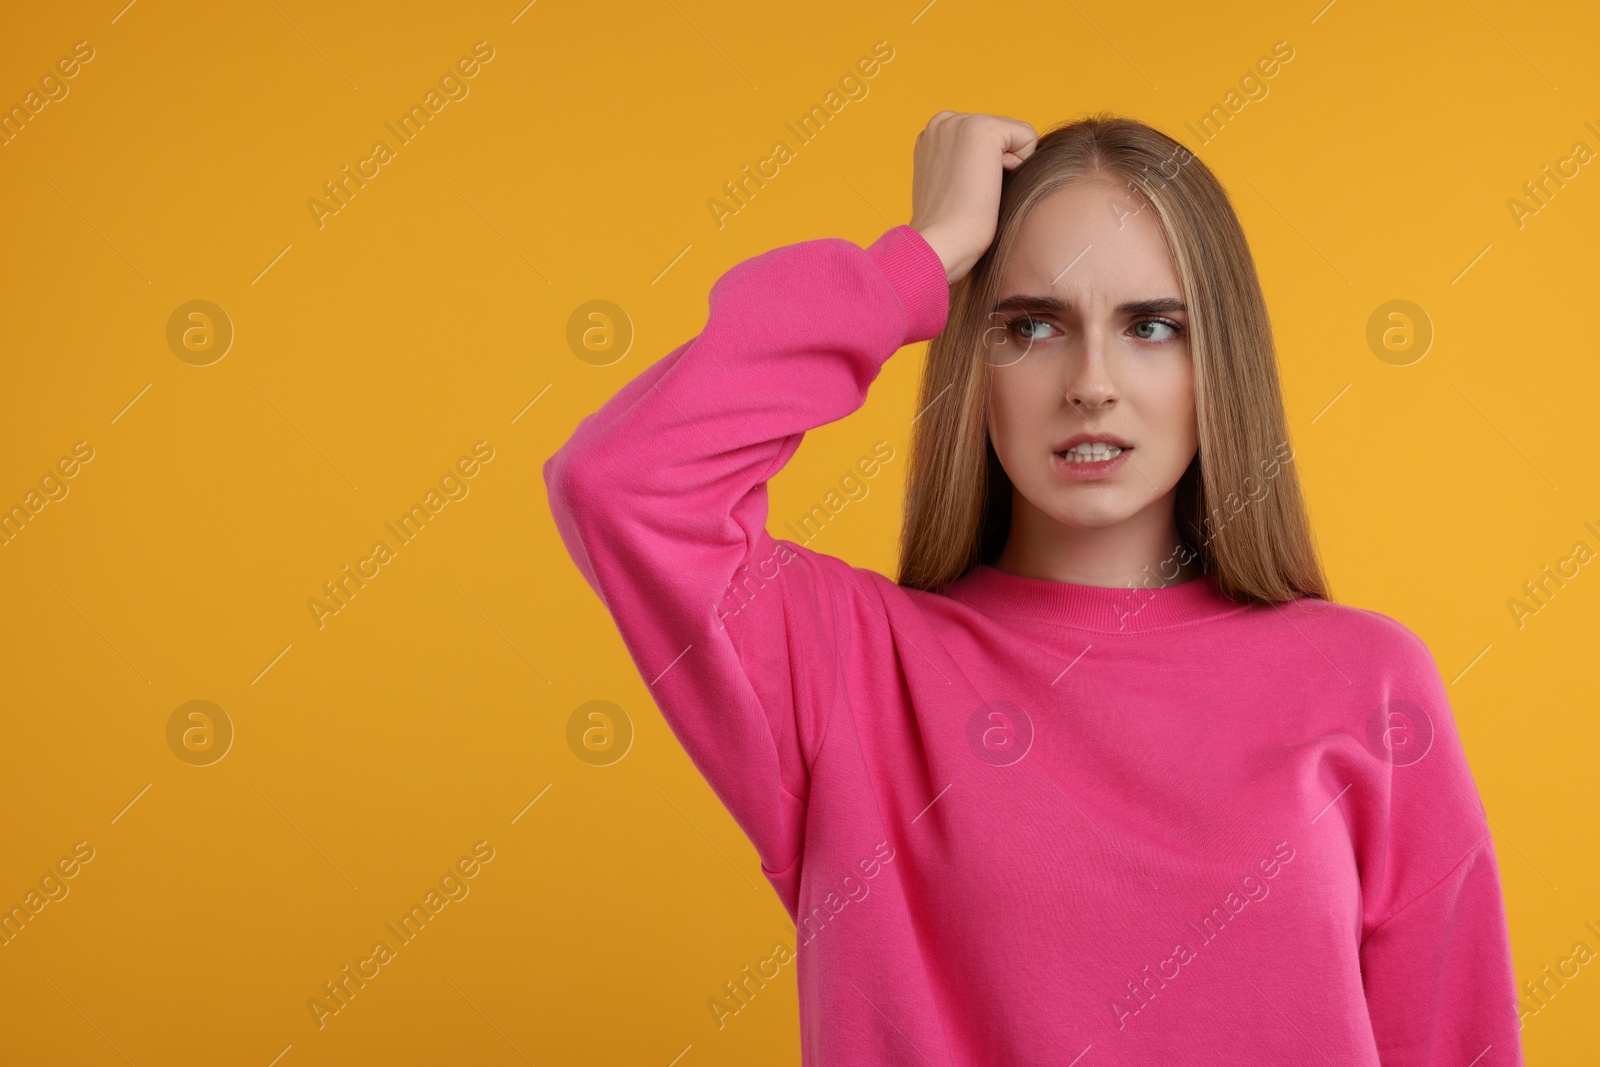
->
xmin=542 ymin=224 xmax=1524 ymax=1065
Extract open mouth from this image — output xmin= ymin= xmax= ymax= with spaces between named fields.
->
xmin=1054 ymin=443 xmax=1130 ymax=464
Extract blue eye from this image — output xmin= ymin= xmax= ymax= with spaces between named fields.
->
xmin=1133 ymin=317 xmax=1183 ymax=342
xmin=1006 ymin=315 xmax=1058 ymax=341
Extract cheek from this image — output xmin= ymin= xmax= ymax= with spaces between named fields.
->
xmin=985 ymin=370 xmax=1040 ymax=465
xmin=1147 ymin=359 xmax=1198 ymax=450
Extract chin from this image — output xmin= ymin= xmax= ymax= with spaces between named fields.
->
xmin=1043 ymin=498 xmax=1139 ymax=530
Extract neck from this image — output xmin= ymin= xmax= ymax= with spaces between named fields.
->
xmin=993 ymin=487 xmax=1199 ymax=589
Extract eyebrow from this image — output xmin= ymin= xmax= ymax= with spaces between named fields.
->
xmin=993 ymin=294 xmax=1187 ymax=317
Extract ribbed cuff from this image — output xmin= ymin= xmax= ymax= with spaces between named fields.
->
xmin=864 ymin=224 xmax=950 ymax=345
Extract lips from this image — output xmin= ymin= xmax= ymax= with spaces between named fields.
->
xmin=1052 ymin=432 xmax=1133 ymax=452
xmin=1051 ymin=441 xmax=1133 ymax=477
xmin=1051 ymin=432 xmax=1133 ymax=473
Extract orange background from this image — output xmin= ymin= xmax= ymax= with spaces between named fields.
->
xmin=1 ymin=0 xmax=1597 ymax=1063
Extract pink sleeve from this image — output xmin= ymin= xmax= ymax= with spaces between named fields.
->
xmin=1359 ymin=836 xmax=1523 ymax=1065
xmin=1355 ymin=624 xmax=1524 ymax=1065
xmin=541 ymin=225 xmax=949 ymax=909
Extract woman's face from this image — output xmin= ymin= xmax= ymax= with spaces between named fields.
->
xmin=985 ymin=177 xmax=1198 ymax=539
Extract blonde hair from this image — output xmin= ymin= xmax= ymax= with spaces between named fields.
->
xmin=897 ymin=112 xmax=1330 ymax=605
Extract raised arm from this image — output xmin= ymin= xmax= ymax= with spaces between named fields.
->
xmin=541 ymin=112 xmax=1037 ymax=912
xmin=541 ymin=224 xmax=948 ymax=907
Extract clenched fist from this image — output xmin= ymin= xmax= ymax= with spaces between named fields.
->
xmin=909 ymin=111 xmax=1039 ymax=284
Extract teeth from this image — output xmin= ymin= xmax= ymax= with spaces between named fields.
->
xmin=1057 ymin=442 xmax=1124 ymax=461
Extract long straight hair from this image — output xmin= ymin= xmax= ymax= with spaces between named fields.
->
xmin=897 ymin=112 xmax=1330 ymax=605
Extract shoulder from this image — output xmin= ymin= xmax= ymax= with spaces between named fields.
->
xmin=1271 ymin=594 xmax=1442 ymax=683
xmin=1278 ymin=597 xmax=1473 ymax=776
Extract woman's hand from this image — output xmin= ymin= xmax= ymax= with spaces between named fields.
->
xmin=909 ymin=111 xmax=1039 ymax=284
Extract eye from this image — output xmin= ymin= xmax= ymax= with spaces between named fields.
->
xmin=1005 ymin=314 xmax=1059 ymax=342
xmin=1132 ymin=317 xmax=1183 ymax=343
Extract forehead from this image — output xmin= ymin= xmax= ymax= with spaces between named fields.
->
xmin=998 ymin=178 xmax=1182 ymax=300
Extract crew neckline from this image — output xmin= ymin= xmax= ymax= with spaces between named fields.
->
xmin=946 ymin=562 xmax=1249 ymax=633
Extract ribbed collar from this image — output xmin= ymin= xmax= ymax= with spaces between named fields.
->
xmin=946 ymin=563 xmax=1247 ymax=633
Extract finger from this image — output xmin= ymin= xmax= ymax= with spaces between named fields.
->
xmin=996 ymin=120 xmax=1039 ymax=159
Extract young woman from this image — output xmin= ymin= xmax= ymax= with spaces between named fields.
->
xmin=544 ymin=111 xmax=1523 ymax=1065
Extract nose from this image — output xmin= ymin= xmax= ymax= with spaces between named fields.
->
xmin=1064 ymin=324 xmax=1118 ymax=413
